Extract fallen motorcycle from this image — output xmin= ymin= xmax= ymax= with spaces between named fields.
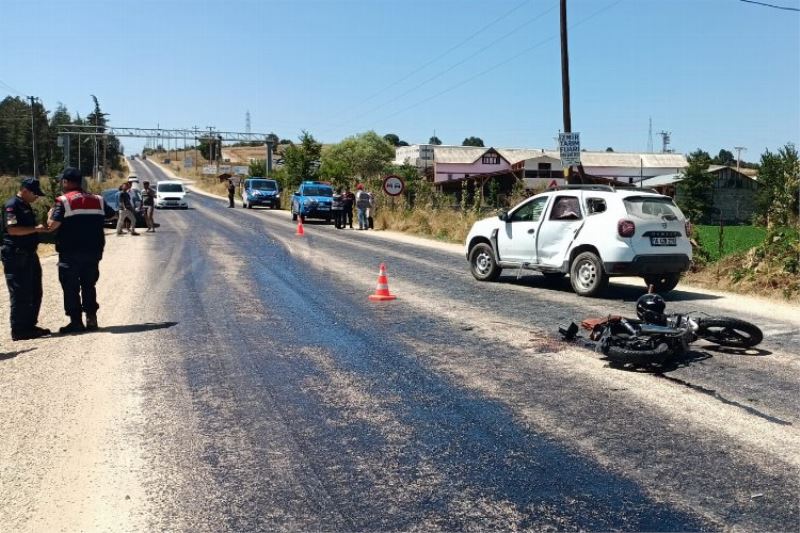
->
xmin=561 ymin=291 xmax=763 ymax=365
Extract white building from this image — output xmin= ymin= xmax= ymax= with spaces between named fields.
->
xmin=394 ymin=144 xmax=688 ymax=189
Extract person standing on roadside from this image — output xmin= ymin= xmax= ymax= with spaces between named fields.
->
xmin=115 ymin=182 xmax=139 ymax=236
xmin=331 ymin=187 xmax=344 ymax=229
xmin=45 ymin=167 xmax=114 ymax=333
xmin=355 ymin=183 xmax=371 ymax=230
xmin=227 ymin=179 xmax=236 ymax=208
xmin=141 ymin=180 xmax=156 ymax=232
xmin=341 ymin=186 xmax=355 ymax=229
xmin=1 ymin=178 xmax=50 ymax=340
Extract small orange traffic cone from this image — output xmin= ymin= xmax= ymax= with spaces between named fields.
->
xmin=369 ymin=263 xmax=397 ymax=301
xmin=296 ymin=218 xmax=305 ymax=236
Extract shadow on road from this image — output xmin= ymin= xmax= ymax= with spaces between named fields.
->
xmin=605 ymin=349 xmax=713 ymax=374
xmin=704 ymin=345 xmax=773 ymax=357
xmin=0 ymin=347 xmax=36 ymax=362
xmin=502 ymin=274 xmax=721 ymax=302
xmin=103 ymin=321 xmax=179 ymax=334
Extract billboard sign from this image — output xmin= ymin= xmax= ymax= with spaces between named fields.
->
xmin=559 ymin=132 xmax=581 ymax=166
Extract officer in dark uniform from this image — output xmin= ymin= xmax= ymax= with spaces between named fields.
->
xmin=46 ymin=168 xmax=114 ymax=334
xmin=2 ymin=178 xmax=51 ymax=340
xmin=227 ymin=179 xmax=236 ymax=208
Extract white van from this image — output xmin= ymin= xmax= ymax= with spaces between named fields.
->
xmin=155 ymin=180 xmax=188 ymax=209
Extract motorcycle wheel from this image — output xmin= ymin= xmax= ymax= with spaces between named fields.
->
xmin=695 ymin=317 xmax=763 ymax=348
xmin=605 ymin=341 xmax=673 ymax=365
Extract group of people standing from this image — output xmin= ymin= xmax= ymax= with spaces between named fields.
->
xmin=2 ymin=168 xmax=115 ymax=340
xmin=331 ymin=184 xmax=375 ymax=230
xmin=115 ymin=178 xmax=157 ymax=235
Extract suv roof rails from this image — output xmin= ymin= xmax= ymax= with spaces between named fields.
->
xmin=550 ymin=184 xmax=661 ymax=194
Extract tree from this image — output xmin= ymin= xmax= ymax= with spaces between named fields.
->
xmin=713 ymin=149 xmax=735 ymax=166
xmin=605 ymin=147 xmax=614 ymax=152
xmin=398 ymin=140 xmax=409 ymax=147
xmin=248 ymin=159 xmax=267 ymax=177
xmin=266 ymin=132 xmax=279 ymax=147
xmin=283 ymin=130 xmax=321 ymax=188
xmin=383 ymin=133 xmax=400 ymax=146
xmin=320 ymin=130 xmax=395 ymax=186
xmin=676 ymin=149 xmax=714 ymax=223
xmin=462 ymin=136 xmax=484 ymax=147
xmin=755 ymin=143 xmax=799 ymax=227
xmin=278 ymin=138 xmax=293 ymax=145
xmin=429 ymin=136 xmax=442 ymax=145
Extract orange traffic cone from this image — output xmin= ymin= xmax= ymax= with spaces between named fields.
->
xmin=368 ymin=263 xmax=397 ymax=301
xmin=296 ymin=218 xmax=305 ymax=236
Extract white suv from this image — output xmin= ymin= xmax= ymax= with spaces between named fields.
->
xmin=464 ymin=185 xmax=692 ymax=296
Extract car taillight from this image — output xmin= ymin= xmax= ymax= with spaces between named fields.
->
xmin=618 ymin=219 xmax=635 ymax=238
xmin=685 ymin=221 xmax=693 ymax=237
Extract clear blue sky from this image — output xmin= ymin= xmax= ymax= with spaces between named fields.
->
xmin=2 ymin=0 xmax=798 ymax=160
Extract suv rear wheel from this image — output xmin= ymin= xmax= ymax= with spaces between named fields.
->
xmin=469 ymin=243 xmax=501 ymax=282
xmin=644 ymin=273 xmax=681 ymax=293
xmin=570 ymin=251 xmax=608 ymax=297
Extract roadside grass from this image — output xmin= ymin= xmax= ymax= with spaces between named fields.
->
xmin=694 ymin=224 xmax=767 ymax=262
xmin=687 ymin=226 xmax=799 ymax=300
xmin=375 ymin=206 xmax=482 ymax=243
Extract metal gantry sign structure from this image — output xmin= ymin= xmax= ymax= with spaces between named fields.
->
xmin=57 ymin=125 xmax=275 ymax=178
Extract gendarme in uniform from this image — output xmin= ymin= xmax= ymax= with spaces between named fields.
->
xmin=48 ymin=167 xmax=114 ymax=333
xmin=1 ymin=178 xmax=48 ymax=340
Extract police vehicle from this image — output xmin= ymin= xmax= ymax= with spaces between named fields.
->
xmin=290 ymin=181 xmax=334 ymax=223
xmin=242 ymin=177 xmax=281 ymax=209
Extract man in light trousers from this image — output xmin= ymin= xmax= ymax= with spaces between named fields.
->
xmin=115 ymin=182 xmax=139 ymax=236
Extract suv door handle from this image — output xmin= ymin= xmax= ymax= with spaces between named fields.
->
xmin=527 ymin=229 xmax=535 ymax=234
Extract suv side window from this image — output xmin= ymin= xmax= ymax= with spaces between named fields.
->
xmin=549 ymin=195 xmax=582 ymax=221
xmin=510 ymin=196 xmax=548 ymax=222
xmin=586 ymin=197 xmax=606 ymax=215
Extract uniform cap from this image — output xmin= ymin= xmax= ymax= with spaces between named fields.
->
xmin=356 ymin=183 xmax=364 ymax=190
xmin=60 ymin=167 xmax=82 ymax=182
xmin=21 ymin=178 xmax=44 ymax=196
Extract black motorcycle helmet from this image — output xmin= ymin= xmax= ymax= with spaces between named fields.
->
xmin=636 ymin=292 xmax=667 ymax=324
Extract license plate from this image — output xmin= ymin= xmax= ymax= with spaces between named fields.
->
xmin=651 ymin=237 xmax=676 ymax=246
xmin=318 ymin=206 xmax=330 ymax=211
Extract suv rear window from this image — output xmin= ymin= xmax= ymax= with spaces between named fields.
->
xmin=624 ymin=196 xmax=681 ymax=219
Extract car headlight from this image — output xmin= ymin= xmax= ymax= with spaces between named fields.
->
xmin=275 ymin=193 xmax=280 ymax=198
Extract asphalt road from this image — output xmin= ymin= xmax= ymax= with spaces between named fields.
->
xmin=4 ymin=158 xmax=797 ymax=532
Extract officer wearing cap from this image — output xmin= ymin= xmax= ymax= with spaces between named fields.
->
xmin=1 ymin=178 xmax=51 ymax=340
xmin=46 ymin=167 xmax=114 ymax=334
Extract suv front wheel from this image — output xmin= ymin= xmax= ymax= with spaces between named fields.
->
xmin=570 ymin=251 xmax=608 ymax=297
xmin=469 ymin=243 xmax=501 ymax=282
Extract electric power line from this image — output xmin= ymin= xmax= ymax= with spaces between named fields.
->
xmin=369 ymin=0 xmax=624 ymax=128
xmin=321 ymin=0 xmax=534 ymax=128
xmin=739 ymin=0 xmax=800 ymax=11
xmin=325 ymin=1 xmax=559 ymax=133
xmin=0 ymin=79 xmax=28 ymax=98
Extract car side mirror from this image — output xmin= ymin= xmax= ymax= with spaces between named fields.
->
xmin=497 ymin=209 xmax=509 ymax=222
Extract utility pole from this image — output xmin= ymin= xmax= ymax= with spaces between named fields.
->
xmin=559 ymin=0 xmax=582 ymax=183
xmin=560 ymin=0 xmax=572 ymax=134
xmin=734 ymin=146 xmax=746 ymax=173
xmin=28 ymin=96 xmax=38 ymax=178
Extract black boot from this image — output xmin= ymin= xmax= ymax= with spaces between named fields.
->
xmin=59 ymin=316 xmax=86 ymax=334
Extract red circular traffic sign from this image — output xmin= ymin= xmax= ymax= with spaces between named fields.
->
xmin=382 ymin=175 xmax=405 ymax=196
